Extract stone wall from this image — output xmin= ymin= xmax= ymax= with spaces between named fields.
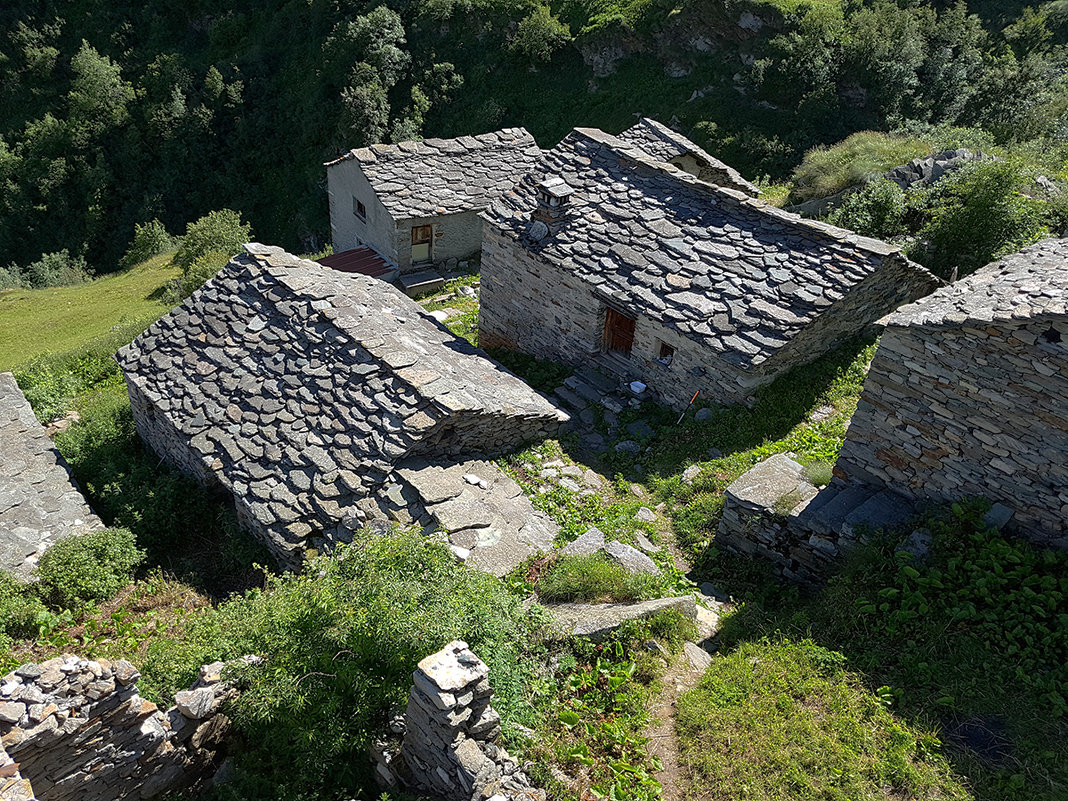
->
xmin=391 ymin=212 xmax=484 ymax=274
xmin=327 ymin=158 xmax=396 ymax=260
xmin=0 ymin=655 xmax=247 ymax=801
xmin=0 ymin=373 xmax=104 ymax=579
xmin=374 ymin=641 xmax=543 ymax=801
xmin=834 ymin=316 xmax=1068 ymax=547
xmin=479 ymin=224 xmax=936 ymax=411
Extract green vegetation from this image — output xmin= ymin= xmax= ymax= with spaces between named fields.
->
xmin=0 ymin=254 xmax=178 ymax=371
xmin=35 ymin=528 xmax=144 ymax=610
xmin=677 ymin=638 xmax=969 ymax=800
xmin=538 ymin=553 xmax=667 ymax=603
xmin=790 ymin=131 xmax=932 ymax=203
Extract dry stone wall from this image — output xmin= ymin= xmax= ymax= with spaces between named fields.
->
xmin=374 ymin=641 xmax=544 ymax=801
xmin=0 ymin=373 xmax=103 ymax=579
xmin=0 ymin=655 xmax=246 ymax=801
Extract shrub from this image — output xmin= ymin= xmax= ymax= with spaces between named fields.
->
xmin=908 ymin=160 xmax=1049 ymax=279
xmin=827 ymin=179 xmax=907 ymax=240
xmin=176 ymin=250 xmax=230 ymax=298
xmin=0 ymin=573 xmax=47 ymax=649
xmin=120 ymin=219 xmax=175 ymax=270
xmin=20 ymin=250 xmax=91 ymax=289
xmin=538 ymin=553 xmax=665 ymax=603
xmin=173 ymin=209 xmax=251 ymax=272
xmin=138 ymin=532 xmax=541 ymax=798
xmin=35 ymin=527 xmax=144 ymax=609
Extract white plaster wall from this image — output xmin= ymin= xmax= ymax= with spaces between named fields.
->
xmin=327 ymin=160 xmax=397 ymax=261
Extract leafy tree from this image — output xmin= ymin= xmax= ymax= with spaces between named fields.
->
xmin=67 ymin=41 xmax=135 ymax=142
xmin=120 ymin=219 xmax=175 ymax=269
xmin=173 ymin=209 xmax=251 ymax=272
xmin=828 ymin=180 xmax=908 ymax=241
xmin=510 ymin=5 xmax=571 ymax=64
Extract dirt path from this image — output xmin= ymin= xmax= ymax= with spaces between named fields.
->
xmin=646 ymin=648 xmax=706 ymax=801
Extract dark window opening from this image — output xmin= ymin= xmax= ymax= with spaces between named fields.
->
xmin=1042 ymin=326 xmax=1062 ymax=344
xmin=604 ymin=307 xmax=636 ymax=357
xmin=657 ymin=341 xmax=675 ymax=365
xmin=353 ymin=196 xmax=366 ymax=221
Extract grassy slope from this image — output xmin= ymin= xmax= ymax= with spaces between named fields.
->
xmin=0 ymin=254 xmax=179 ymax=371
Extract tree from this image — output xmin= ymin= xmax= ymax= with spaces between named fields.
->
xmin=174 ymin=209 xmax=251 ymax=271
xmin=509 ymin=5 xmax=571 ymax=65
xmin=67 ymin=41 xmax=134 ymax=142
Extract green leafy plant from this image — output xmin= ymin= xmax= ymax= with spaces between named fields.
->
xmin=35 ymin=527 xmax=144 ymax=610
xmin=173 ymin=209 xmax=251 ymax=273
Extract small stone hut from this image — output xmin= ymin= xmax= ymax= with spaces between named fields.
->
xmin=0 ymin=373 xmax=103 ymax=579
xmin=116 ymin=244 xmax=566 ymax=569
xmin=834 ymin=238 xmax=1068 ymax=547
xmin=479 ymin=127 xmax=940 ymax=410
xmin=325 ymin=128 xmax=543 ymax=273
xmin=617 ymin=117 xmax=761 ymax=197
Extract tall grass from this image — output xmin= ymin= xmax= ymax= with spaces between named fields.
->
xmin=789 ymin=131 xmax=932 ymax=202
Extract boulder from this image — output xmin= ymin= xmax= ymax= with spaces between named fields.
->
xmin=549 ymin=596 xmax=698 ymax=640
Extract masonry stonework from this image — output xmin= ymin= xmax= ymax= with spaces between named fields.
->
xmin=834 ymin=239 xmax=1068 ymax=547
xmin=0 ymin=655 xmax=246 ymax=801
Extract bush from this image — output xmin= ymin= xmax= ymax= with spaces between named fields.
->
xmin=138 ymin=532 xmax=541 ymax=798
xmin=120 ymin=219 xmax=175 ymax=270
xmin=538 ymin=553 xmax=665 ymax=603
xmin=908 ymin=160 xmax=1049 ymax=279
xmin=19 ymin=250 xmax=92 ymax=289
xmin=827 ymin=179 xmax=908 ymax=240
xmin=173 ymin=209 xmax=251 ymax=273
xmin=0 ymin=574 xmax=47 ymax=649
xmin=174 ymin=250 xmax=230 ymax=299
xmin=35 ymin=527 xmax=144 ymax=609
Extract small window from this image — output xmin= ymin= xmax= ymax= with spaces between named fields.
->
xmin=657 ymin=341 xmax=675 ymax=366
xmin=353 ymin=196 xmax=366 ymax=221
xmin=1042 ymin=326 xmax=1062 ymax=344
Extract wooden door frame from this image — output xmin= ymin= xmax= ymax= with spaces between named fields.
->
xmin=411 ymin=224 xmax=433 ymax=263
xmin=603 ymin=306 xmax=637 ymax=356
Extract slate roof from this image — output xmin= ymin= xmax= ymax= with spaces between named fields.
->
xmin=116 ymin=244 xmax=566 ymax=564
xmin=328 ymin=128 xmax=544 ymax=220
xmin=888 ymin=238 xmax=1068 ymax=329
xmin=618 ymin=118 xmax=761 ymax=197
xmin=0 ymin=373 xmax=102 ymax=578
xmin=485 ymin=128 xmax=934 ymax=369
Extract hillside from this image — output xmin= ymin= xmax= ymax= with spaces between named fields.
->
xmin=2 ymin=0 xmax=1066 ymax=275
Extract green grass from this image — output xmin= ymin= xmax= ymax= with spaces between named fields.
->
xmin=0 ymin=253 xmax=179 ymax=371
xmin=789 ymin=131 xmax=933 ymax=203
xmin=677 ymin=638 xmax=970 ymax=801
xmin=538 ymin=554 xmax=667 ymax=603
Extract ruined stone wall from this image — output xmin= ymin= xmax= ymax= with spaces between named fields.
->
xmin=0 ymin=656 xmax=243 ymax=801
xmin=834 ymin=317 xmax=1068 ymax=546
xmin=374 ymin=641 xmax=543 ymax=801
xmin=392 ymin=212 xmax=484 ymax=274
xmin=327 ymin=160 xmax=396 ymax=260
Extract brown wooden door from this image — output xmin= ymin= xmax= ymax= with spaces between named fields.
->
xmin=604 ymin=307 xmax=636 ymax=356
xmin=411 ymin=225 xmax=433 ymax=263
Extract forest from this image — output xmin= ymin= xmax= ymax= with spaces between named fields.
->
xmin=2 ymin=0 xmax=1068 ymax=281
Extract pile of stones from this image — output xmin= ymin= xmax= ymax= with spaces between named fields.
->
xmin=883 ymin=148 xmax=987 ymax=190
xmin=374 ymin=641 xmax=544 ymax=801
xmin=0 ymin=655 xmax=252 ymax=800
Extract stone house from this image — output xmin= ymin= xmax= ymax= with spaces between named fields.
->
xmin=325 ymin=128 xmax=543 ymax=273
xmin=833 ymin=238 xmax=1068 ymax=548
xmin=479 ymin=127 xmax=940 ymax=410
xmin=617 ymin=117 xmax=761 ymax=197
xmin=116 ymin=244 xmax=566 ymax=569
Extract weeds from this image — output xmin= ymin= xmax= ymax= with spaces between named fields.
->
xmin=538 ymin=554 xmax=667 ymax=603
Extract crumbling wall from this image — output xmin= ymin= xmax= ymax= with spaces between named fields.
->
xmin=374 ymin=641 xmax=544 ymax=801
xmin=0 ymin=655 xmax=248 ymax=801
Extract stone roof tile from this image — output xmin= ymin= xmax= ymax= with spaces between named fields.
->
xmin=888 ymin=238 xmax=1068 ymax=329
xmin=484 ymin=128 xmax=936 ymax=368
xmin=332 ymin=128 xmax=544 ymax=219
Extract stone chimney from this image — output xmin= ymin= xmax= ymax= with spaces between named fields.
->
xmin=532 ymin=177 xmax=574 ymax=226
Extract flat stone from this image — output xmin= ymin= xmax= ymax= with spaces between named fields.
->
xmin=635 ymin=507 xmax=656 ymax=523
xmin=683 ymin=642 xmax=712 ymax=672
xmin=549 ymin=596 xmax=698 ymax=641
xmin=175 ymin=687 xmax=217 ymax=720
xmin=635 ymin=533 xmax=661 ymax=553
xmin=603 ymin=540 xmax=661 ymax=575
xmin=417 ymin=641 xmax=488 ymax=692
xmin=559 ymin=527 xmax=606 ymax=557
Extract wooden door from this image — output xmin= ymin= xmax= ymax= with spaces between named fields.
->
xmin=411 ymin=225 xmax=433 ymax=264
xmin=604 ymin=307 xmax=636 ymax=356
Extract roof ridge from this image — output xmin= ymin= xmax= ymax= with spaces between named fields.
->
xmin=566 ymin=127 xmax=929 ymax=269
xmin=324 ymin=127 xmax=536 ymax=167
